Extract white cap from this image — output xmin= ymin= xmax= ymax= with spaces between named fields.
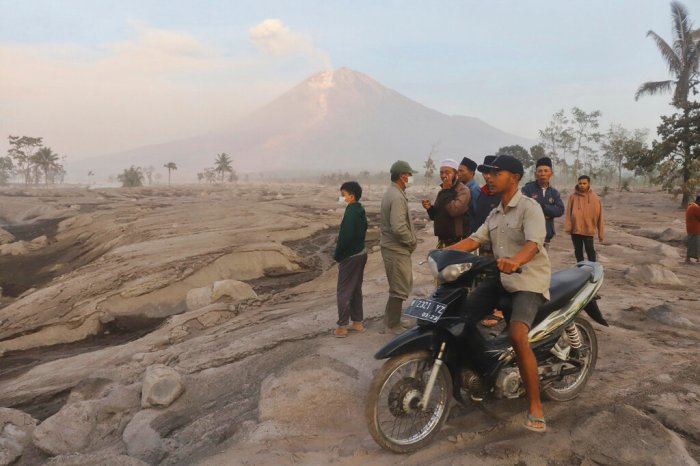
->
xmin=439 ymin=158 xmax=459 ymax=171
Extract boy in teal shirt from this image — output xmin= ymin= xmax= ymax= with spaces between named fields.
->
xmin=333 ymin=181 xmax=368 ymax=338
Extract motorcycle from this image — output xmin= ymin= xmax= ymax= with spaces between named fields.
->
xmin=366 ymin=249 xmax=607 ymax=453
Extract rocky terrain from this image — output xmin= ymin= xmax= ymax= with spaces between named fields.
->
xmin=0 ymin=183 xmax=698 ymax=466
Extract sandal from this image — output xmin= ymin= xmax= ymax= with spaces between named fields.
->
xmin=481 ymin=313 xmax=504 ymax=327
xmin=523 ymin=411 xmax=547 ymax=433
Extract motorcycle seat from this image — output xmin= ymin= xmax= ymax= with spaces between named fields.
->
xmin=495 ymin=267 xmax=592 ymax=322
xmin=539 ymin=267 xmax=592 ymax=313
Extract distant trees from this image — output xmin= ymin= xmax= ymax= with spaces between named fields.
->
xmin=6 ymin=136 xmax=65 ymax=185
xmin=601 ymin=125 xmax=649 ymax=190
xmin=118 ymin=166 xmax=144 ymax=187
xmin=635 ymin=1 xmax=700 ymax=109
xmin=214 ymin=153 xmax=233 ymax=183
xmin=632 ymin=1 xmax=700 ymax=206
xmin=32 ymin=147 xmax=61 ymax=185
xmin=163 ymin=162 xmax=177 ymax=185
xmin=536 ymin=108 xmax=602 ymax=179
xmin=569 ymin=107 xmax=602 ymax=177
xmin=423 ymin=142 xmax=439 ymax=188
xmin=197 ymin=152 xmax=237 ymax=184
xmin=626 ymin=104 xmax=700 ymax=206
xmin=0 ymin=157 xmax=13 ymax=185
xmin=496 ymin=145 xmax=533 ymax=169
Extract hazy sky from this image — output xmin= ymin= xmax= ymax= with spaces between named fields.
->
xmin=0 ymin=0 xmax=696 ymax=161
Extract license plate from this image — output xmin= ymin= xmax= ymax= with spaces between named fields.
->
xmin=404 ymin=298 xmax=447 ymax=323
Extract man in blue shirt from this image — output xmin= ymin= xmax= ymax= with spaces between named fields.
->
xmin=521 ymin=157 xmax=565 ymax=250
xmin=458 ymin=157 xmax=481 ymax=234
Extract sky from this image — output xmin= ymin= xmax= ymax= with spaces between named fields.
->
xmin=1 ymin=0 xmax=697 ymax=162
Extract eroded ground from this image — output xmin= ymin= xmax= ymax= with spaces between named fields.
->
xmin=0 ymin=184 xmax=698 ymax=466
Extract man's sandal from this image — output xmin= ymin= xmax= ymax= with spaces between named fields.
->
xmin=523 ymin=411 xmax=547 ymax=433
xmin=481 ymin=313 xmax=504 ymax=327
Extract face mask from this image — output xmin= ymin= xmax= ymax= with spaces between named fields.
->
xmin=338 ymin=195 xmax=346 ymax=204
xmin=406 ymin=176 xmax=413 ymax=186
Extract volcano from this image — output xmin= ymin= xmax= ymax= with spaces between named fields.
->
xmin=84 ymin=68 xmax=534 ymax=177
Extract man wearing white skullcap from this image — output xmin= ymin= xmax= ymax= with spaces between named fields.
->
xmin=421 ymin=158 xmax=471 ymax=247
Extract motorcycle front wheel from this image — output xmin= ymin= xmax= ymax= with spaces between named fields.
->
xmin=366 ymin=350 xmax=453 ymax=453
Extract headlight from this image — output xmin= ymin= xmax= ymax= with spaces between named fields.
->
xmin=439 ymin=262 xmax=472 ymax=282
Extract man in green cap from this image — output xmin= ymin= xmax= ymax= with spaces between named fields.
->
xmin=379 ymin=160 xmax=418 ymax=334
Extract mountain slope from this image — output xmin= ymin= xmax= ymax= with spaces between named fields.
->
xmin=79 ymin=68 xmax=534 ymax=178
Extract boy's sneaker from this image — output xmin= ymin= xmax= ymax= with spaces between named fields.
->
xmin=333 ymin=326 xmax=348 ymax=338
xmin=348 ymin=322 xmax=366 ymax=333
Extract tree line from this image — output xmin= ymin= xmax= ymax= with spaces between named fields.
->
xmin=115 ymin=153 xmax=238 ymax=187
xmin=2 ymin=136 xmax=66 ymax=185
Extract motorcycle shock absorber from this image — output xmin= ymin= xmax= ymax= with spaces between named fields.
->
xmin=419 ymin=342 xmax=446 ymax=411
xmin=565 ymin=323 xmax=583 ymax=349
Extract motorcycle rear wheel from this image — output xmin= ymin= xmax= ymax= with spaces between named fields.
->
xmin=543 ymin=316 xmax=598 ymax=401
xmin=366 ymin=350 xmax=453 ymax=453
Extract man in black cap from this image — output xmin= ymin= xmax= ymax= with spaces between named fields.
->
xmin=521 ymin=157 xmax=565 ymax=250
xmin=449 ymin=154 xmax=551 ymax=433
xmin=458 ymin=157 xmax=481 ymax=233
xmin=473 ymin=155 xmax=502 ymax=231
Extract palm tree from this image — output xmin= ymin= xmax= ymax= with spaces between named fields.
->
xmin=635 ymin=1 xmax=700 ymax=108
xmin=163 ymin=162 xmax=177 ymax=186
xmin=32 ymin=147 xmax=60 ymax=185
xmin=214 ymin=153 xmax=233 ymax=183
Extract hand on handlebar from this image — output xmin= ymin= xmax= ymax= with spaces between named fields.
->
xmin=497 ymin=258 xmax=522 ymax=274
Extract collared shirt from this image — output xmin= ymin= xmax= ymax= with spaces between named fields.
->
xmin=380 ymin=182 xmax=417 ymax=254
xmin=470 ymin=190 xmax=551 ymax=299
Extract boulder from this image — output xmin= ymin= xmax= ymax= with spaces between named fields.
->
xmin=141 ymin=364 xmax=184 ymax=408
xmin=654 ymin=243 xmax=681 ymax=258
xmin=211 ymin=279 xmax=257 ymax=303
xmin=659 ymin=228 xmax=686 ymax=242
xmin=572 ymin=405 xmax=695 ymax=465
xmin=186 ymin=286 xmax=212 ymax=311
xmin=122 ymin=410 xmax=166 ymax=464
xmin=0 ymin=408 xmax=37 ymax=466
xmin=647 ymin=304 xmax=696 ymax=330
xmin=32 ymin=401 xmax=98 ymax=456
xmin=624 ymin=263 xmax=682 ymax=286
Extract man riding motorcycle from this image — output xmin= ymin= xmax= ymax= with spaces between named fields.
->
xmin=448 ymin=154 xmax=550 ymax=432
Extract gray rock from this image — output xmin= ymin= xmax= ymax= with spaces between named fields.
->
xmin=211 ymin=279 xmax=257 ymax=303
xmin=122 ymin=410 xmax=166 ymax=464
xmin=624 ymin=263 xmax=682 ymax=286
xmin=0 ymin=408 xmax=37 ymax=466
xmin=647 ymin=304 xmax=696 ymax=330
xmin=654 ymin=243 xmax=681 ymax=258
xmin=573 ymin=405 xmax=695 ymax=465
xmin=32 ymin=401 xmax=98 ymax=456
xmin=141 ymin=364 xmax=184 ymax=408
xmin=186 ymin=286 xmax=212 ymax=311
xmin=659 ymin=227 xmax=686 ymax=242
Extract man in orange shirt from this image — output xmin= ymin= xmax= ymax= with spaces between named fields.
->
xmin=564 ymin=175 xmax=604 ymax=262
xmin=686 ymin=190 xmax=700 ymax=264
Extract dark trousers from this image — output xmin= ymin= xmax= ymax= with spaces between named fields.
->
xmin=463 ymin=278 xmax=544 ymax=329
xmin=571 ymin=234 xmax=596 ymax=262
xmin=336 ymin=253 xmax=367 ymax=326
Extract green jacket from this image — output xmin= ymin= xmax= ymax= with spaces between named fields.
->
xmin=380 ymin=182 xmax=417 ymax=255
xmin=334 ymin=202 xmax=368 ymax=262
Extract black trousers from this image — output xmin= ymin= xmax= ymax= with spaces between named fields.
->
xmin=571 ymin=234 xmax=596 ymax=262
xmin=336 ymin=253 xmax=367 ymax=326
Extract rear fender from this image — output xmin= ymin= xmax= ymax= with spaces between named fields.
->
xmin=374 ymin=326 xmax=442 ymax=359
xmin=584 ymin=299 xmax=608 ymax=327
